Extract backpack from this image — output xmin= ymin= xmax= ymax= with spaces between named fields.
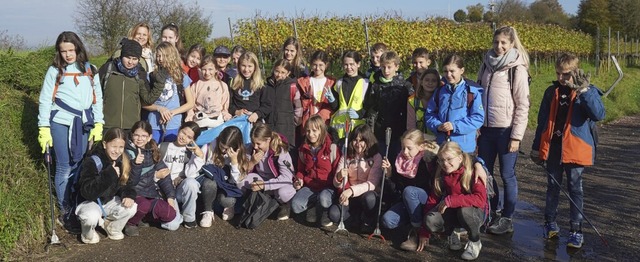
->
xmin=236 ymin=189 xmax=280 ymax=229
xmin=100 ymin=61 xmax=142 ymax=90
xmin=63 ymin=155 xmax=104 ymax=233
xmin=53 ymin=62 xmax=98 ymax=104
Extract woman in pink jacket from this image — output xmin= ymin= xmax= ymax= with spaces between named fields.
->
xmin=476 ymin=26 xmax=530 ymax=235
xmin=329 ymin=124 xmax=382 ymax=230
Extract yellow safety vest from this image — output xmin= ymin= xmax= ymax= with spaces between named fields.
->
xmin=330 ymin=78 xmax=369 ymax=138
xmin=408 ymin=95 xmax=426 ymax=132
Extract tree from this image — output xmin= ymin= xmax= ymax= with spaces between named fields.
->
xmin=74 ymin=0 xmax=131 ymax=55
xmin=494 ymin=0 xmax=531 ymax=24
xmin=576 ymin=0 xmax=611 ymax=36
xmin=454 ymin=9 xmax=468 ymax=23
xmin=608 ymin=0 xmax=640 ymax=39
xmin=529 ymin=0 xmax=570 ymax=27
xmin=158 ymin=3 xmax=212 ymax=49
xmin=467 ymin=4 xmax=484 ymax=22
xmin=0 ymin=29 xmax=26 ymax=51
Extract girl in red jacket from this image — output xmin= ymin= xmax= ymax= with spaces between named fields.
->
xmin=419 ymin=141 xmax=488 ymax=260
xmin=291 ymin=115 xmax=341 ymax=227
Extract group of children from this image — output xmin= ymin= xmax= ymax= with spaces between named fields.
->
xmin=36 ymin=23 xmax=605 ymax=261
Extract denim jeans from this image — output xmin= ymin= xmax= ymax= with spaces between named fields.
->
xmin=478 ymin=127 xmax=518 ymax=218
xmin=152 ymin=128 xmax=178 ymax=143
xmin=425 ymin=206 xmax=484 ymax=242
xmin=291 ymin=187 xmax=335 ymax=214
xmin=329 ymin=191 xmax=378 ymax=224
xmin=382 ymin=186 xmax=428 ymax=229
xmin=544 ymin=144 xmax=584 ymax=231
xmin=176 ymin=177 xmax=201 ymax=223
xmin=51 ymin=121 xmax=88 ymax=212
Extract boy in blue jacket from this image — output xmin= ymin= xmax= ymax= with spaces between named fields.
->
xmin=531 ymin=53 xmax=605 ymax=249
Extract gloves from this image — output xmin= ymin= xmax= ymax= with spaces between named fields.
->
xmin=38 ymin=127 xmax=53 ymax=154
xmin=530 ymin=150 xmax=544 ymax=165
xmin=568 ymin=69 xmax=590 ymax=94
xmin=89 ymin=123 xmax=103 ymax=142
xmin=347 ymin=109 xmax=359 ymax=119
xmin=324 ymin=89 xmax=336 ymax=103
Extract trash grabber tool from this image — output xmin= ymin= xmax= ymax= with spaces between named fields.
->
xmin=537 ymin=162 xmax=609 ymax=247
xmin=368 ymin=127 xmax=391 ymax=242
xmin=44 ymin=146 xmax=66 ymax=252
xmin=335 ymin=118 xmax=352 ymax=235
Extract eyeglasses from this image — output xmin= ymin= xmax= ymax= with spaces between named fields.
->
xmin=437 ymin=155 xmax=461 ymax=166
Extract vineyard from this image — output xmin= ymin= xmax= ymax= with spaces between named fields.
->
xmin=230 ymin=16 xmax=594 ymax=61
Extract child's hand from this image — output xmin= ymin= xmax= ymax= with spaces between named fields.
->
xmin=336 ymin=169 xmax=348 ymax=183
xmin=251 ymin=149 xmax=265 ymax=163
xmin=339 ymin=188 xmax=353 ymax=205
xmin=381 ymin=158 xmax=392 ymax=177
xmin=234 ymin=109 xmax=244 ymax=116
xmin=112 ymin=161 xmax=121 ymax=177
xmin=294 ymin=178 xmax=303 ymax=190
xmin=227 ymin=147 xmax=239 ymax=165
xmin=223 ymin=112 xmax=233 ymax=121
xmin=436 ymin=201 xmax=448 ymax=214
xmin=324 ymin=88 xmax=336 ymax=103
xmin=416 ymin=236 xmax=429 ymax=252
xmin=168 ymin=198 xmax=176 ymax=209
xmin=251 ymin=180 xmax=265 ymax=191
xmin=122 ymin=197 xmax=135 ymax=208
xmin=135 ymin=148 xmax=144 ymax=165
xmin=569 ymin=69 xmax=590 ymax=94
xmin=473 ymin=162 xmax=487 ymax=185
xmin=158 ymin=106 xmax=172 ymax=123
xmin=437 ymin=122 xmax=453 ymax=132
xmin=248 ymin=112 xmax=259 ymax=123
xmin=155 ymin=168 xmax=170 ymax=180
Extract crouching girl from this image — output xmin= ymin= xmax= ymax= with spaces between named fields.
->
xmin=76 ymin=127 xmax=138 ymax=244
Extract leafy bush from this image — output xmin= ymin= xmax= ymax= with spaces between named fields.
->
xmin=0 ymin=47 xmax=55 ymax=94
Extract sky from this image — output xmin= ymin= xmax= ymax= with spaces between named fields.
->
xmin=0 ymin=0 xmax=581 ymax=48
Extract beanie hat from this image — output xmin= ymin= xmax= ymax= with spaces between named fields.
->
xmin=120 ymin=38 xmax=142 ymax=58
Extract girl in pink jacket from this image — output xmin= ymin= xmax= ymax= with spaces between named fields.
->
xmin=186 ymin=55 xmax=232 ymax=129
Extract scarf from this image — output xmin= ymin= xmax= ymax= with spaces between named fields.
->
xmin=395 ymin=151 xmax=425 ymax=179
xmin=115 ymin=58 xmax=139 ymax=78
xmin=486 ymin=48 xmax=518 ymax=72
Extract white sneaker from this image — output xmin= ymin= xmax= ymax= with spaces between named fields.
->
xmin=81 ymin=231 xmax=100 ymax=244
xmin=448 ymin=231 xmax=462 ymax=250
xmin=461 ymin=240 xmax=482 ymax=261
xmin=222 ymin=207 xmax=235 ymax=221
xmin=200 ymin=211 xmax=214 ymax=228
xmin=103 ymin=219 xmax=125 ymax=240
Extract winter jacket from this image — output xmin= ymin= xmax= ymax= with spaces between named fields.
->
xmin=265 ymin=76 xmax=302 ymax=146
xmin=424 ymin=79 xmax=484 ymax=153
xmin=333 ymin=153 xmax=382 ymax=197
xmin=99 ymin=59 xmax=162 ymax=129
xmin=185 ymin=78 xmax=231 ymax=122
xmin=254 ymin=149 xmax=295 ymax=192
xmin=477 ymin=51 xmax=530 ymax=140
xmin=181 ymin=62 xmax=200 ymax=83
xmin=78 ymin=145 xmax=139 ymax=203
xmin=126 ymin=140 xmax=174 ymax=200
xmin=228 ymin=78 xmax=272 ymax=121
xmin=387 ymin=156 xmax=435 ymax=200
xmin=296 ymin=136 xmax=341 ymax=192
xmin=364 ymin=73 xmax=412 ymax=142
xmin=532 ymin=82 xmax=605 ymax=166
xmin=297 ymin=75 xmax=336 ymax=126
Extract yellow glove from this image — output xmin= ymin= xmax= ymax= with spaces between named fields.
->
xmin=89 ymin=123 xmax=103 ymax=142
xmin=38 ymin=127 xmax=53 ymax=154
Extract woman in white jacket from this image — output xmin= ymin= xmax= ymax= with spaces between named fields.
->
xmin=477 ymin=26 xmax=530 ymax=235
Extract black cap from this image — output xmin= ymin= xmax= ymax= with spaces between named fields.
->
xmin=213 ymin=46 xmax=231 ymax=56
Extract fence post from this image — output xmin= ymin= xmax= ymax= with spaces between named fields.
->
xmin=228 ymin=17 xmax=234 ymax=44
xmin=617 ymin=31 xmax=620 ymax=59
xmin=595 ymin=27 xmax=600 ymax=75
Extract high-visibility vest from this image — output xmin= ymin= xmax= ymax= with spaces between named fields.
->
xmin=408 ymin=94 xmax=426 ymax=133
xmin=330 ymin=78 xmax=369 ymax=138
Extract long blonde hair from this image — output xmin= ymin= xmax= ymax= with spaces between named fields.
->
xmin=494 ymin=26 xmax=530 ymax=68
xmin=251 ymin=123 xmax=289 ymax=156
xmin=433 ymin=141 xmax=475 ymax=196
xmin=232 ymin=52 xmax=264 ymax=91
xmin=100 ymin=128 xmax=131 ymax=186
xmin=156 ymin=41 xmax=183 ymax=83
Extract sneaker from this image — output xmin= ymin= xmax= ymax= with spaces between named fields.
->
xmin=124 ymin=224 xmax=139 ymax=237
xmin=103 ymin=220 xmax=125 ymax=240
xmin=137 ymin=221 xmax=150 ymax=228
xmin=183 ymin=220 xmax=197 ymax=229
xmin=488 ymin=217 xmax=514 ymax=235
xmin=320 ymin=209 xmax=333 ymax=227
xmin=448 ymin=231 xmax=463 ymax=251
xmin=567 ymin=231 xmax=584 ymax=248
xmin=200 ymin=211 xmax=214 ymax=228
xmin=544 ymin=222 xmax=560 ymax=239
xmin=400 ymin=227 xmax=419 ymax=251
xmin=461 ymin=240 xmax=482 ymax=260
xmin=306 ymin=206 xmax=317 ymax=223
xmin=277 ymin=202 xmax=291 ymax=221
xmin=222 ymin=207 xmax=235 ymax=221
xmin=81 ymin=232 xmax=100 ymax=244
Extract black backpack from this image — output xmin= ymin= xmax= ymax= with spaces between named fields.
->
xmin=236 ymin=190 xmax=280 ymax=229
xmin=63 ymin=155 xmax=104 ymax=234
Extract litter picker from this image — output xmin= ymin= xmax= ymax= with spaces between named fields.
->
xmin=368 ymin=127 xmax=391 ymax=242
xmin=44 ymin=146 xmax=66 ymax=252
xmin=334 ymin=118 xmax=352 ymax=235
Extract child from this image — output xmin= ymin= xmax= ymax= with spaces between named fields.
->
xmin=265 ymin=59 xmax=302 ymax=147
xmin=477 ymin=26 xmax=531 ymax=235
xmin=381 ymin=129 xmax=439 ymax=251
xmin=424 ymin=54 xmax=484 ymax=154
xmin=143 ymin=42 xmax=195 ymax=142
xmin=186 ymin=55 xmax=232 ymax=128
xmin=407 ymin=69 xmax=440 ymax=133
xmin=329 ymin=50 xmax=369 ymax=139
xmin=365 ymin=42 xmax=388 ymax=80
xmin=37 ymin=31 xmax=104 ymax=217
xmin=213 ymin=45 xmax=234 ymax=86
xmin=124 ymin=121 xmax=182 ymax=236
xmin=182 ymin=44 xmax=205 ymax=83
xmin=228 ymin=52 xmax=272 ymax=124
xmin=407 ymin=48 xmax=433 ymax=89
xmin=229 ymin=45 xmax=246 ymax=79
xmin=297 ymin=50 xmax=337 ymax=127
xmin=291 ymin=115 xmax=341 ymax=227
xmin=364 ymin=50 xmax=412 ymax=162
xmin=99 ymin=38 xmax=162 ymax=131
xmin=159 ymin=121 xmax=208 ymax=228
xmin=160 ymin=23 xmax=184 ymax=55
xmin=281 ymin=37 xmax=308 ymax=78
xmin=245 ymin=123 xmax=297 ymax=221
xmin=75 ymin=127 xmax=138 ymax=244
xmin=128 ymin=22 xmax=154 ymax=72
xmin=202 ymin=126 xmax=250 ymax=221
xmin=419 ymin=141 xmax=488 ymax=260
xmin=531 ymin=53 xmax=605 ymax=249
xmin=329 ymin=124 xmax=382 ymax=230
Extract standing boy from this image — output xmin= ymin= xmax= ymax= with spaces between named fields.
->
xmin=365 ymin=42 xmax=388 ymax=80
xmin=531 ymin=53 xmax=605 ymax=249
xmin=407 ymin=48 xmax=433 ymax=89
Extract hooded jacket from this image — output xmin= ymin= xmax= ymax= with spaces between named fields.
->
xmin=296 ymin=136 xmax=340 ymax=192
xmin=126 ymin=140 xmax=174 ymax=199
xmin=78 ymin=145 xmax=139 ymax=203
